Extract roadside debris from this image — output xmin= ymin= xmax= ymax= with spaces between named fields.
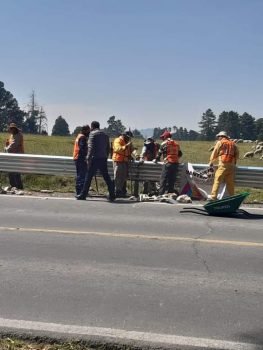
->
xmin=176 ymin=194 xmax=192 ymax=203
xmin=139 ymin=192 xmax=192 ymax=204
xmin=0 ymin=187 xmax=7 ymax=194
xmin=0 ymin=186 xmax=24 ymax=195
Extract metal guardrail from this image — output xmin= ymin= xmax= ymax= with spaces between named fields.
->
xmin=0 ymin=153 xmax=263 ymax=189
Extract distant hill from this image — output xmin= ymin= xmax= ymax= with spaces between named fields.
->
xmin=140 ymin=128 xmax=154 ymax=138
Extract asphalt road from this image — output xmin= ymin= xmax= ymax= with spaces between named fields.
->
xmin=0 ymin=194 xmax=263 ymax=349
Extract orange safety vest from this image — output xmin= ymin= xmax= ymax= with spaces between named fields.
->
xmin=112 ymin=136 xmax=132 ymax=162
xmin=73 ymin=133 xmax=85 ymax=160
xmin=219 ymin=138 xmax=236 ymax=163
xmin=165 ymin=140 xmax=180 ymax=163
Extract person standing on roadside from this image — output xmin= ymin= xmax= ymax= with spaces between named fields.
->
xmin=76 ymin=121 xmax=115 ymax=201
xmin=208 ymin=131 xmax=239 ymax=201
xmin=112 ymin=131 xmax=134 ymax=197
xmin=4 ymin=123 xmax=24 ymax=189
xmin=153 ymin=131 xmax=182 ymax=195
xmin=73 ymin=125 xmax=90 ymax=196
xmin=139 ymin=137 xmax=160 ymax=195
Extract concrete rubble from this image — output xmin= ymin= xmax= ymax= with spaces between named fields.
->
xmin=139 ymin=193 xmax=192 ymax=204
xmin=0 ymin=186 xmax=24 ymax=195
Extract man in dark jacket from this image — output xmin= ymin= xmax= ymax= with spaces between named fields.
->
xmin=76 ymin=121 xmax=115 ymax=201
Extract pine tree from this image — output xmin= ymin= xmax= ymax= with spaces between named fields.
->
xmin=255 ymin=118 xmax=263 ymax=141
xmin=0 ymin=81 xmax=25 ymax=131
xmin=52 ymin=116 xmax=70 ymax=136
xmin=73 ymin=126 xmax=82 ymax=135
xmin=239 ymin=112 xmax=256 ymax=140
xmin=105 ymin=116 xmax=126 ymax=137
xmin=198 ymin=109 xmax=217 ymax=140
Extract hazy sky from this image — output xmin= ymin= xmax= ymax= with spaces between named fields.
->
xmin=1 ymin=0 xmax=263 ymax=133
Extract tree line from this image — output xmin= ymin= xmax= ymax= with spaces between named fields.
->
xmin=0 ymin=82 xmax=49 ymax=135
xmin=152 ymin=109 xmax=263 ymax=141
xmin=0 ymin=81 xmax=141 ymax=138
xmin=1 ymin=81 xmax=263 ymax=140
xmin=198 ymin=109 xmax=263 ymax=141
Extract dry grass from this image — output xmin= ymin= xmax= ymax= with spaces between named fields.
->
xmin=0 ymin=338 xmax=95 ymax=350
xmin=0 ymin=134 xmax=262 ymax=200
xmin=1 ymin=133 xmax=263 ymax=166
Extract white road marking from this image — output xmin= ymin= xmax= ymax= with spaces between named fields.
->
xmin=0 ymin=317 xmax=261 ymax=350
xmin=1 ymin=194 xmax=263 ymax=210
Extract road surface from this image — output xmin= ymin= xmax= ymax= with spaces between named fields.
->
xmin=0 ymin=194 xmax=263 ymax=349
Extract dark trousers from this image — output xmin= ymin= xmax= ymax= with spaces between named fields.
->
xmin=74 ymin=159 xmax=87 ymax=195
xmin=8 ymin=173 xmax=23 ymax=190
xmin=80 ymin=158 xmax=115 ymax=199
xmin=143 ymin=181 xmax=157 ymax=195
xmin=159 ymin=163 xmax=179 ymax=195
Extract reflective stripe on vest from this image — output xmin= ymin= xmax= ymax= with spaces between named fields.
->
xmin=219 ymin=138 xmax=236 ymax=163
xmin=166 ymin=140 xmax=179 ymax=163
xmin=73 ymin=133 xmax=85 ymax=160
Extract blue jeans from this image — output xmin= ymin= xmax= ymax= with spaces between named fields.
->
xmin=75 ymin=159 xmax=87 ymax=195
xmin=79 ymin=158 xmax=115 ymax=199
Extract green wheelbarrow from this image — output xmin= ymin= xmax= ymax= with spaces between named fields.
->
xmin=180 ymin=192 xmax=262 ymax=218
xmin=204 ymin=192 xmax=250 ymax=215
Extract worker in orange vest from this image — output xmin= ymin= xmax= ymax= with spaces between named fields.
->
xmin=73 ymin=125 xmax=90 ymax=195
xmin=208 ymin=131 xmax=239 ymax=200
xmin=153 ymin=131 xmax=182 ymax=195
xmin=112 ymin=131 xmax=134 ymax=197
xmin=4 ymin=122 xmax=24 ymax=189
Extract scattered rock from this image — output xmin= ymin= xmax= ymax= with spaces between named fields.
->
xmin=0 ymin=188 xmax=7 ymax=194
xmin=176 ymin=194 xmax=192 ymax=203
xmin=15 ymin=190 xmax=24 ymax=195
xmin=128 ymin=196 xmax=138 ymax=201
xmin=139 ymin=193 xmax=178 ymax=204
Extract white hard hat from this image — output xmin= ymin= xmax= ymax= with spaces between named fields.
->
xmin=216 ymin=131 xmax=229 ymax=138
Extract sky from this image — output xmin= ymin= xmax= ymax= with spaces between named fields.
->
xmin=1 ymin=0 xmax=263 ymax=134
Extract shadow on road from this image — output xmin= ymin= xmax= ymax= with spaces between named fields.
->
xmin=237 ymin=330 xmax=263 ymax=346
xmin=83 ymin=196 xmax=138 ymax=204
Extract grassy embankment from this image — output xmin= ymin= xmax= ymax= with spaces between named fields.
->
xmin=0 ymin=133 xmax=262 ymax=202
xmin=0 ymin=337 xmax=95 ymax=350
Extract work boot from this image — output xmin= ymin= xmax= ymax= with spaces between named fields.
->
xmin=75 ymin=194 xmax=86 ymax=200
xmin=115 ymin=190 xmax=126 ymax=198
xmin=107 ymin=194 xmax=116 ymax=202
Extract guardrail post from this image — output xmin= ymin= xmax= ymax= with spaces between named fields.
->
xmin=133 ymin=180 xmax=140 ymax=197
